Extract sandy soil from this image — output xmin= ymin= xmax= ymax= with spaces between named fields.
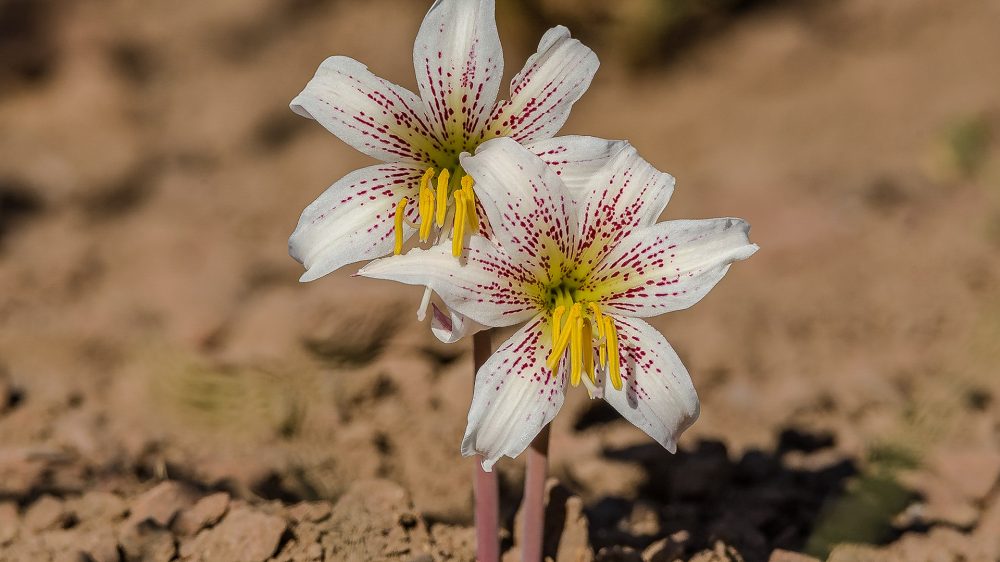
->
xmin=1 ymin=0 xmax=999 ymax=560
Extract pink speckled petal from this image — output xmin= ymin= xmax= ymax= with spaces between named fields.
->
xmin=461 ymin=313 xmax=566 ymax=471
xmin=601 ymin=316 xmax=699 ymax=453
xmin=357 ymin=235 xmax=541 ymax=329
xmin=486 ymin=26 xmax=599 ymax=143
xmin=574 ymin=143 xmax=676 ymax=266
xmin=430 ymin=303 xmax=485 ymax=343
xmin=525 ymin=135 xmax=629 ymax=203
xmin=587 ymin=218 xmax=758 ymax=317
xmin=289 ymin=164 xmax=424 ymax=282
xmin=460 ymin=137 xmax=577 ymax=285
xmin=291 ymin=56 xmax=442 ymax=164
xmin=413 ymin=0 xmax=502 ymax=147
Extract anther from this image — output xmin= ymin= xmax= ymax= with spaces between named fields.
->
xmin=551 ymin=305 xmax=566 ymax=344
xmin=546 ymin=304 xmax=579 ymax=370
xmin=418 ymin=168 xmax=435 ymax=242
xmin=590 ymin=303 xmax=607 ymax=368
xmin=435 ymin=168 xmax=450 ymax=227
xmin=461 ymin=175 xmax=479 ymax=232
xmin=582 ymin=319 xmax=595 ymax=384
xmin=452 ymin=191 xmax=466 ymax=257
xmin=570 ymin=315 xmax=584 ymax=386
xmin=605 ymin=317 xmax=622 ymax=391
xmin=393 ymin=197 xmax=409 ymax=255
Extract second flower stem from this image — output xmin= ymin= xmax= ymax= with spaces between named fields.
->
xmin=522 ymin=424 xmax=550 ymax=562
xmin=473 ymin=329 xmax=499 ymax=562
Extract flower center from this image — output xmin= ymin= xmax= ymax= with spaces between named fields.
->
xmin=544 ymin=286 xmax=622 ymax=391
xmin=392 ymin=167 xmax=479 ymax=258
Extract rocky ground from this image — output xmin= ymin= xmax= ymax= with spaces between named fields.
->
xmin=1 ymin=0 xmax=999 ymax=560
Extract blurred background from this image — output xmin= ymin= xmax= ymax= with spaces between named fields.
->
xmin=1 ymin=0 xmax=998 ymax=560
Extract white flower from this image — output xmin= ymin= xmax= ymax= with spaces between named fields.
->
xmin=360 ymin=138 xmax=758 ymax=470
xmin=289 ymin=0 xmax=600 ymax=290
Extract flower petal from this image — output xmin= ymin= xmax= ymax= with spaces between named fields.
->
xmin=291 ymin=56 xmax=441 ymax=164
xmin=461 ymin=313 xmax=566 ymax=471
xmin=601 ymin=316 xmax=699 ymax=453
xmin=460 ymin=137 xmax=577 ymax=284
xmin=290 ymin=164 xmax=424 ymax=282
xmin=358 ymin=235 xmax=541 ymax=328
xmin=430 ymin=303 xmax=484 ymax=343
xmin=574 ymin=143 xmax=676 ymax=265
xmin=486 ymin=26 xmax=599 ymax=143
xmin=413 ymin=0 xmax=502 ymax=147
xmin=587 ymin=218 xmax=758 ymax=317
xmin=525 ymin=135 xmax=629 ymax=201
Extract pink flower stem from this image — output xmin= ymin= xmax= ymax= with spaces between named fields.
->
xmin=522 ymin=424 xmax=550 ymax=562
xmin=473 ymin=329 xmax=499 ymax=562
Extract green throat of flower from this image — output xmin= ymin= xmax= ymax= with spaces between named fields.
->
xmin=545 ymin=285 xmax=622 ymax=391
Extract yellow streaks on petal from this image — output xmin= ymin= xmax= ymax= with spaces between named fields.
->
xmin=393 ymin=197 xmax=409 ymax=255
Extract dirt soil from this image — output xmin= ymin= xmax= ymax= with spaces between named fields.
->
xmin=1 ymin=0 xmax=999 ymax=560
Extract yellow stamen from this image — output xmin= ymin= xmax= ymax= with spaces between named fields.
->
xmin=546 ymin=303 xmax=579 ymax=370
xmin=393 ymin=197 xmax=409 ymax=255
xmin=418 ymin=168 xmax=435 ymax=241
xmin=461 ymin=175 xmax=479 ymax=232
xmin=590 ymin=303 xmax=607 ymax=368
xmin=452 ymin=191 xmax=466 ymax=257
xmin=435 ymin=168 xmax=450 ymax=227
xmin=582 ymin=319 xmax=595 ymax=384
xmin=551 ymin=305 xmax=566 ymax=344
xmin=419 ymin=187 xmax=431 ymax=241
xmin=570 ymin=316 xmax=584 ymax=386
xmin=605 ymin=317 xmax=622 ymax=391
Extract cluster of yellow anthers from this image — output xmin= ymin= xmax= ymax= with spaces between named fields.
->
xmin=394 ymin=168 xmax=480 ymax=258
xmin=545 ymin=288 xmax=623 ymax=390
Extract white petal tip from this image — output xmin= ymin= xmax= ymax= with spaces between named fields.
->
xmin=298 ymin=269 xmax=322 ymax=283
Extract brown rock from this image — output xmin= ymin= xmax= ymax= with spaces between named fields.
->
xmin=689 ymin=542 xmax=744 ymax=562
xmin=556 ymin=495 xmax=593 ymax=562
xmin=127 ymin=481 xmax=196 ymax=528
xmin=119 ymin=522 xmax=176 ymax=562
xmin=286 ymin=501 xmax=331 ymax=524
xmin=972 ymin=492 xmax=1000 ymax=561
xmin=643 ymin=537 xmax=685 ymax=562
xmin=182 ymin=507 xmax=286 ymax=562
xmin=768 ymin=550 xmax=821 ymax=562
xmin=596 ymin=545 xmax=642 ymax=562
xmin=173 ymin=492 xmax=230 ymax=536
xmin=321 ymin=479 xmax=431 ymax=562
xmin=23 ymin=495 xmax=69 ymax=532
xmin=931 ymin=449 xmax=1000 ymax=503
xmin=505 ymin=479 xmax=592 ymax=562
xmin=69 ymin=491 xmax=127 ymax=522
xmin=76 ymin=526 xmax=120 ymax=562
xmin=0 ymin=501 xmax=19 ymax=545
xmin=429 ymin=524 xmax=475 ymax=561
xmin=826 ymin=544 xmax=890 ymax=562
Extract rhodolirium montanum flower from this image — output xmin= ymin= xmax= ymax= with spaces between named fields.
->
xmin=289 ymin=0 xmax=599 ymax=296
xmin=360 ymin=138 xmax=758 ymax=470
